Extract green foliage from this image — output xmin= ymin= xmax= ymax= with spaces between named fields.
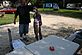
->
xmin=0 ymin=14 xmax=33 ymax=25
xmin=44 ymin=0 xmax=55 ymax=3
xmin=30 ymin=0 xmax=37 ymax=5
xmin=0 ymin=14 xmax=18 ymax=25
xmin=44 ymin=0 xmax=51 ymax=2
xmin=39 ymin=8 xmax=82 ymax=19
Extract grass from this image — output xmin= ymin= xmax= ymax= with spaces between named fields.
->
xmin=0 ymin=14 xmax=33 ymax=25
xmin=39 ymin=8 xmax=53 ymax=11
xmin=0 ymin=9 xmax=82 ymax=25
xmin=0 ymin=14 xmax=18 ymax=25
xmin=56 ymin=9 xmax=82 ymax=19
xmin=38 ymin=8 xmax=82 ymax=19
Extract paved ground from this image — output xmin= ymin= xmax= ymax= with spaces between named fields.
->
xmin=0 ymin=14 xmax=82 ymax=55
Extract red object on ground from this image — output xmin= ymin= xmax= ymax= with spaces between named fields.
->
xmin=49 ymin=46 xmax=55 ymax=51
xmin=0 ymin=8 xmax=16 ymax=13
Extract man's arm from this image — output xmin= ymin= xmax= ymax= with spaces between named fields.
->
xmin=29 ymin=5 xmax=35 ymax=11
xmin=14 ymin=15 xmax=17 ymax=24
xmin=14 ymin=8 xmax=18 ymax=24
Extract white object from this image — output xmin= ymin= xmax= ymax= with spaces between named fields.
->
xmin=6 ymin=35 xmax=79 ymax=55
xmin=12 ymin=39 xmax=26 ymax=49
xmin=53 ymin=3 xmax=59 ymax=9
xmin=25 ymin=35 xmax=79 ymax=55
xmin=66 ymin=3 xmax=75 ymax=9
xmin=3 ymin=1 xmax=10 ymax=7
xmin=6 ymin=48 xmax=33 ymax=55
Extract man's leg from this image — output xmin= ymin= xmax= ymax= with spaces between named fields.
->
xmin=24 ymin=24 xmax=29 ymax=36
xmin=21 ymin=24 xmax=29 ymax=41
xmin=19 ymin=24 xmax=24 ymax=37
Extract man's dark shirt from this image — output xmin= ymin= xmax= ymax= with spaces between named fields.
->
xmin=15 ymin=5 xmax=33 ymax=24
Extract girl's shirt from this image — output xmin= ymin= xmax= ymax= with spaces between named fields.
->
xmin=33 ymin=13 xmax=41 ymax=26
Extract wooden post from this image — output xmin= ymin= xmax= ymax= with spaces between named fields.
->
xmin=8 ymin=28 xmax=14 ymax=52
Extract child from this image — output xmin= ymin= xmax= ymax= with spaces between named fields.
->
xmin=33 ymin=7 xmax=42 ymax=41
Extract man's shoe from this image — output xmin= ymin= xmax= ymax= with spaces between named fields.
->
xmin=24 ymin=33 xmax=26 ymax=36
xmin=23 ymin=37 xmax=29 ymax=42
xmin=20 ymin=34 xmax=23 ymax=37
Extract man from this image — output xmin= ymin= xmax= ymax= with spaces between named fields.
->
xmin=14 ymin=0 xmax=33 ymax=40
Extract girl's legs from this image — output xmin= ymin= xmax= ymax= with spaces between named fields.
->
xmin=39 ymin=26 xmax=42 ymax=40
xmin=34 ymin=23 xmax=39 ymax=41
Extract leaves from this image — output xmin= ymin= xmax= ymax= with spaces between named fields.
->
xmin=30 ymin=0 xmax=37 ymax=5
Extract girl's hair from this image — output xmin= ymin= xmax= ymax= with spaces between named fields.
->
xmin=33 ymin=7 xmax=38 ymax=12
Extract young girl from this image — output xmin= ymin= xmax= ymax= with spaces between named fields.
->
xmin=33 ymin=8 xmax=42 ymax=41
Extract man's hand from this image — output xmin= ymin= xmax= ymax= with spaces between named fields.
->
xmin=14 ymin=20 xmax=16 ymax=24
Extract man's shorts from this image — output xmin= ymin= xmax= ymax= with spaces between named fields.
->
xmin=19 ymin=24 xmax=29 ymax=34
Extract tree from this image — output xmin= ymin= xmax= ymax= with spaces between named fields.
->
xmin=30 ymin=0 xmax=37 ymax=5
